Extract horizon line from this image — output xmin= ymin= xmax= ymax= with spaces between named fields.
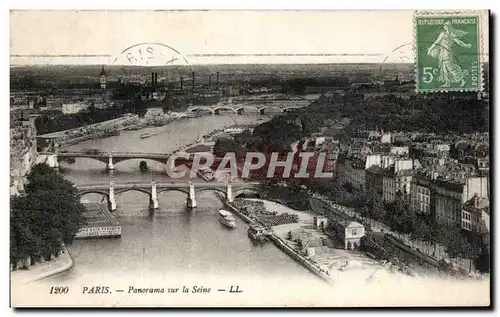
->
xmin=10 ymin=62 xmax=417 ymax=67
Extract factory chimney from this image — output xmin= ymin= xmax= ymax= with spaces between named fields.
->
xmin=209 ymin=75 xmax=212 ymax=87
xmin=151 ymin=72 xmax=155 ymax=90
xmin=180 ymin=76 xmax=184 ymax=90
xmin=154 ymin=73 xmax=158 ymax=87
xmin=191 ymin=71 xmax=195 ymax=90
xmin=216 ymin=71 xmax=220 ymax=89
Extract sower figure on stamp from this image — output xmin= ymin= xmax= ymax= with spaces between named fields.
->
xmin=427 ymin=21 xmax=472 ymax=88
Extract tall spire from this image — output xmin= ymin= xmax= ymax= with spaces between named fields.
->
xmin=100 ymin=65 xmax=106 ymax=77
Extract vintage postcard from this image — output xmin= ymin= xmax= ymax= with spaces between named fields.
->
xmin=10 ymin=10 xmax=490 ymax=307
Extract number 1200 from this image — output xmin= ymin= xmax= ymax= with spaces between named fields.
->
xmin=49 ymin=286 xmax=69 ymax=294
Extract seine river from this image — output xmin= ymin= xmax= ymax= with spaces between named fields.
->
xmin=43 ymin=114 xmax=331 ymax=304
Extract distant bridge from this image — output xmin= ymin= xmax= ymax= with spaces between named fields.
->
xmin=187 ymin=100 xmax=310 ymax=115
xmin=76 ymin=181 xmax=261 ymax=211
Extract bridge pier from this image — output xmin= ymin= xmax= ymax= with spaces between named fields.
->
xmin=46 ymin=154 xmax=59 ymax=168
xmin=186 ymin=181 xmax=197 ymax=208
xmin=226 ymin=182 xmax=234 ymax=203
xmin=107 ymin=153 xmax=115 ymax=170
xmin=108 ymin=181 xmax=117 ymax=211
xmin=150 ymin=181 xmax=159 ymax=211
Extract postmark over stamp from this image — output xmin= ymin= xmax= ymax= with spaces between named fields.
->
xmin=414 ymin=11 xmax=483 ymax=92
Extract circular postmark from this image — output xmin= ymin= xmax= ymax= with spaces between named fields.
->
xmin=112 ymin=42 xmax=189 ymax=66
xmin=378 ymin=42 xmax=414 ymax=80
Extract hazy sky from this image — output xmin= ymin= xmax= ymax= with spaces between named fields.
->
xmin=10 ymin=10 xmax=489 ymax=65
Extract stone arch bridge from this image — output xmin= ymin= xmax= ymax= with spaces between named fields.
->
xmin=187 ymin=100 xmax=310 ymax=115
xmin=76 ymin=181 xmax=261 ymax=212
xmin=40 ymin=151 xmax=200 ymax=170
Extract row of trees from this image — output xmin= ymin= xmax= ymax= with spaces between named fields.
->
xmin=221 ymin=92 xmax=487 ymax=167
xmin=340 ymin=188 xmax=490 ymax=273
xmin=342 ymin=93 xmax=488 ymax=134
xmin=10 ymin=164 xmax=86 ymax=269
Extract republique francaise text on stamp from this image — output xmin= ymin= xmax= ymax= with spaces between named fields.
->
xmin=414 ymin=12 xmax=484 ymax=92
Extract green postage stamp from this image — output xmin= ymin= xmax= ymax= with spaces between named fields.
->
xmin=415 ymin=12 xmax=483 ymax=92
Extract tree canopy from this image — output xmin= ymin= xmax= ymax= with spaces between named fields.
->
xmin=10 ymin=163 xmax=86 ymax=268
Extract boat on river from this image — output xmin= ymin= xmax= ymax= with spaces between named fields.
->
xmin=140 ymin=131 xmax=160 ymax=139
xmin=247 ymin=222 xmax=271 ymax=242
xmin=218 ymin=209 xmax=236 ymax=228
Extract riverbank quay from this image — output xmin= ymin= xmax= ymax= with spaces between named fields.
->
xmin=222 ymin=196 xmax=399 ymax=285
xmin=219 ymin=197 xmax=333 ymax=284
xmin=10 ymin=245 xmax=73 ymax=286
xmin=37 ymin=114 xmax=141 ymax=147
xmin=176 ymin=123 xmax=258 ymax=153
xmin=254 ymin=200 xmax=402 ymax=281
xmin=310 ymin=194 xmax=480 ymax=278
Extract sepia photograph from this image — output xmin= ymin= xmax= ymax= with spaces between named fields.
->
xmin=9 ymin=9 xmax=491 ymax=307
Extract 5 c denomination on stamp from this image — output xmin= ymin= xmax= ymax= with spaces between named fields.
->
xmin=414 ymin=12 xmax=483 ymax=92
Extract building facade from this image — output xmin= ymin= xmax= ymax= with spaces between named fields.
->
xmin=333 ymin=221 xmax=365 ymax=250
xmin=62 ymin=102 xmax=89 ymax=114
xmin=410 ymin=174 xmax=434 ymax=215
xmin=10 ymin=114 xmax=38 ymax=196
xmin=461 ymin=195 xmax=490 ymax=246
xmin=435 ymin=177 xmax=489 ymax=227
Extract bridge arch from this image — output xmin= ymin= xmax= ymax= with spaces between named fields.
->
xmin=235 ymin=106 xmax=260 ymax=114
xmin=115 ymin=188 xmax=152 ymax=197
xmin=282 ymin=106 xmax=302 ymax=112
xmin=233 ymin=187 xmax=262 ymax=198
xmin=213 ymin=107 xmax=237 ymax=114
xmin=112 ymin=157 xmax=168 ymax=166
xmin=77 ymin=190 xmax=109 ymax=199
xmin=188 ymin=106 xmax=215 ymax=114
xmin=258 ymin=106 xmax=284 ymax=114
xmin=195 ymin=187 xmax=227 ymax=196
xmin=156 ymin=188 xmax=190 ymax=196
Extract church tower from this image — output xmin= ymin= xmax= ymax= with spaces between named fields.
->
xmin=99 ymin=66 xmax=107 ymax=90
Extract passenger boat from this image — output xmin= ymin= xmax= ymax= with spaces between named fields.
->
xmin=247 ymin=222 xmax=271 ymax=242
xmin=218 ymin=209 xmax=236 ymax=228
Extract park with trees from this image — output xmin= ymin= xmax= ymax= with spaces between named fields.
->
xmin=10 ymin=164 xmax=86 ymax=270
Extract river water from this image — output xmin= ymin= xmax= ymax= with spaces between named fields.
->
xmin=43 ymin=113 xmax=331 ymax=304
xmin=19 ymin=113 xmax=492 ymax=307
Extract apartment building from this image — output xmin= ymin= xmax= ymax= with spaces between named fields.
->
xmin=461 ymin=195 xmax=490 ymax=246
xmin=435 ymin=177 xmax=489 ymax=228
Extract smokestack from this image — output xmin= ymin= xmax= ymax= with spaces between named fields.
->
xmin=180 ymin=76 xmax=184 ymax=90
xmin=151 ymin=72 xmax=155 ymax=90
xmin=192 ymin=71 xmax=195 ymax=90
xmin=154 ymin=73 xmax=158 ymax=87
xmin=209 ymin=75 xmax=212 ymax=86
xmin=217 ymin=71 xmax=220 ymax=89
